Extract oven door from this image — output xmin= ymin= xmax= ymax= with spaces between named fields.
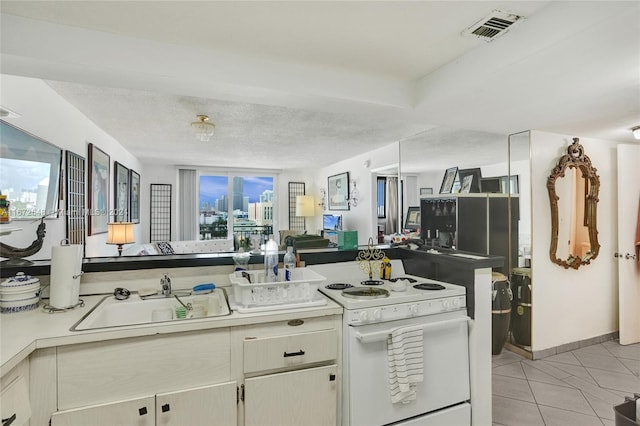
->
xmin=344 ymin=310 xmax=470 ymax=426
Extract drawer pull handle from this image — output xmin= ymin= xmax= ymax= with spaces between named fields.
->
xmin=138 ymin=407 xmax=148 ymax=416
xmin=283 ymin=350 xmax=305 ymax=358
xmin=162 ymin=404 xmax=171 ymax=413
xmin=2 ymin=413 xmax=16 ymax=426
xmin=329 ymin=374 xmax=336 ymax=381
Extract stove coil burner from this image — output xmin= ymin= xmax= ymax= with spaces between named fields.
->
xmin=388 ymin=277 xmax=418 ymax=283
xmin=325 ymin=283 xmax=354 ymax=290
xmin=361 ymin=280 xmax=384 ymax=286
xmin=342 ymin=287 xmax=390 ymax=299
xmin=413 ymin=283 xmax=446 ymax=291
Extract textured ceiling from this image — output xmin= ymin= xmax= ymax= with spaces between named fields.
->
xmin=1 ymin=1 xmax=638 ymax=172
xmin=44 ymin=81 xmax=432 ymax=170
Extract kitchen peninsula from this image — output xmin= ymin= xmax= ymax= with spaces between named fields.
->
xmin=1 ymin=247 xmax=501 ymax=426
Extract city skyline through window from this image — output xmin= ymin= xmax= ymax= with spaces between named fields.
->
xmin=199 ymin=174 xmax=274 ymax=246
xmin=200 ymin=175 xmax=273 ymax=211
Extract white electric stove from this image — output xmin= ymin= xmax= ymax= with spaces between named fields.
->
xmin=309 ymin=261 xmax=472 ymax=426
xmin=312 ymin=261 xmax=466 ymax=324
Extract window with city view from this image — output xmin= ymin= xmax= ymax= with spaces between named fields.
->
xmin=199 ymin=174 xmax=274 ymax=251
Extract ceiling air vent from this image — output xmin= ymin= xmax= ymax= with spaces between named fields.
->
xmin=462 ymin=10 xmax=524 ymax=42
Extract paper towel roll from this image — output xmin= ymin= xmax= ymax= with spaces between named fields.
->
xmin=49 ymin=243 xmax=83 ymax=309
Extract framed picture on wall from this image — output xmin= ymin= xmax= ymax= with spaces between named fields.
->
xmin=439 ymin=167 xmax=458 ymax=194
xmin=328 ymin=172 xmax=350 ymax=210
xmin=130 ymin=169 xmax=140 ymax=224
xmin=113 ymin=161 xmax=129 ymax=222
xmin=88 ymin=143 xmax=110 ymax=235
xmin=460 ymin=175 xmax=474 ymax=193
xmin=457 ymin=168 xmax=482 ymax=193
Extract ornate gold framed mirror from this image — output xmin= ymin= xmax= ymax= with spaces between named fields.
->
xmin=547 ymin=138 xmax=600 ymax=269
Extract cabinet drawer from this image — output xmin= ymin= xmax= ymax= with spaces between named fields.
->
xmin=244 ymin=329 xmax=337 ymax=373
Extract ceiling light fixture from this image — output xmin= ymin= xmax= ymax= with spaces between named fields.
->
xmin=191 ymin=115 xmax=215 ymax=142
xmin=632 ymin=126 xmax=640 ymax=140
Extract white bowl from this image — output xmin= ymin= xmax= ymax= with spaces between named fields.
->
xmin=0 ymin=295 xmax=40 ymax=314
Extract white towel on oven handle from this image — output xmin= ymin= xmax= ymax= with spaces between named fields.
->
xmin=387 ymin=324 xmax=424 ymax=404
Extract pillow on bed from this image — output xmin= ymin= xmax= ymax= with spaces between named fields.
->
xmin=155 ymin=241 xmax=175 ymax=255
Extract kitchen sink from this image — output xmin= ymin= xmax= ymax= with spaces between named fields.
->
xmin=71 ymin=289 xmax=231 ymax=331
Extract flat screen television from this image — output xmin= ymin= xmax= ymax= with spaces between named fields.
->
xmin=404 ymin=206 xmax=421 ymax=231
xmin=323 ymin=214 xmax=342 ymax=230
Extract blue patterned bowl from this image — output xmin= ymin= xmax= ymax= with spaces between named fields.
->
xmin=0 ymin=294 xmax=40 ymax=313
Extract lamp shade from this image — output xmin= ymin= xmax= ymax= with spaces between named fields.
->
xmin=106 ymin=222 xmax=135 ymax=245
xmin=295 ymin=195 xmax=315 ymax=217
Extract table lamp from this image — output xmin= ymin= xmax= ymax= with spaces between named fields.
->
xmin=106 ymin=222 xmax=135 ymax=256
xmin=296 ymin=195 xmax=315 ymax=231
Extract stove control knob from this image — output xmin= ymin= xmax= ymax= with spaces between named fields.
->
xmin=409 ymin=305 xmax=419 ymax=315
xmin=372 ymin=309 xmax=382 ymax=320
xmin=453 ymin=298 xmax=462 ymax=308
xmin=442 ymin=299 xmax=451 ymax=310
xmin=358 ymin=311 xmax=369 ymax=322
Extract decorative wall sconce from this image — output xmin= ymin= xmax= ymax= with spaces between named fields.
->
xmin=632 ymin=125 xmax=640 ymax=140
xmin=348 ymin=180 xmax=359 ymax=207
xmin=318 ymin=188 xmax=326 ymax=210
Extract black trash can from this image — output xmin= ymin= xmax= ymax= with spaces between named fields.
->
xmin=492 ymin=272 xmax=512 ymax=355
xmin=511 ymin=268 xmax=532 ymax=347
xmin=614 ymin=394 xmax=640 ymax=426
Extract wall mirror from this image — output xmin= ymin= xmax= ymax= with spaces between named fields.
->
xmin=0 ymin=120 xmax=62 ymax=220
xmin=547 ymin=137 xmax=600 ymax=269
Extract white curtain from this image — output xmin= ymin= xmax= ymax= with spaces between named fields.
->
xmin=178 ymin=169 xmax=197 ymax=241
xmin=385 ymin=177 xmax=398 ymax=234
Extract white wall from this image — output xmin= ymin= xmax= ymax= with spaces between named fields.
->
xmin=0 ymin=75 xmax=143 ymax=259
xmin=530 ymin=131 xmax=619 ymax=351
xmin=319 ymin=142 xmax=400 ymax=245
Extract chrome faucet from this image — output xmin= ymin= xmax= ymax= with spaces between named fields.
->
xmin=161 ymin=273 xmax=172 ymax=296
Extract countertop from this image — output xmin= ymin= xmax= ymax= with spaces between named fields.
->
xmin=1 ymin=291 xmax=342 ymax=377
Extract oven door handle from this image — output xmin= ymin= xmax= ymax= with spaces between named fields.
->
xmin=354 ymin=316 xmax=470 ymax=344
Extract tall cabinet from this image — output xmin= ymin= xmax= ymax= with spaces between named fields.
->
xmin=420 ymin=194 xmax=519 ymax=274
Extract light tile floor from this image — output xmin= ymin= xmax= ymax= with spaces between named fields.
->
xmin=492 ymin=340 xmax=640 ymax=426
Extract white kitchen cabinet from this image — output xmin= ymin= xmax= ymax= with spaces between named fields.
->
xmin=49 ymin=328 xmax=235 ymax=426
xmin=23 ymin=312 xmax=341 ymax=426
xmin=244 ymin=364 xmax=337 ymax=426
xmin=56 ymin=329 xmax=230 ymax=410
xmin=237 ymin=315 xmax=342 ymax=426
xmin=51 ymin=381 xmax=237 ymax=426
xmin=1 ymin=376 xmax=31 ymax=426
xmin=1 ymin=357 xmax=30 ymax=426
xmin=156 ymin=382 xmax=237 ymax=426
xmin=51 ymin=395 xmax=155 ymax=426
